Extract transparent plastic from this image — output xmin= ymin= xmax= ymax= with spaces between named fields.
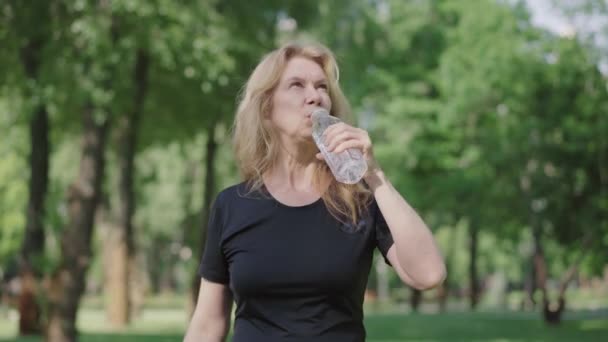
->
xmin=311 ymin=108 xmax=368 ymax=184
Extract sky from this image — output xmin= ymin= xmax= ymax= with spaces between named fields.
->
xmin=527 ymin=0 xmax=575 ymax=36
xmin=526 ymin=0 xmax=608 ymax=73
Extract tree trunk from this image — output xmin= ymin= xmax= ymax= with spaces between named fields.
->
xmin=97 ymin=196 xmax=128 ymax=327
xmin=46 ymin=109 xmax=108 ymax=342
xmin=375 ymin=256 xmax=389 ymax=303
xmin=126 ymin=48 xmax=149 ymax=320
xmin=148 ymin=236 xmax=163 ymax=295
xmin=522 ymin=253 xmax=537 ymax=311
xmin=104 ymin=48 xmax=149 ymax=328
xmin=18 ymin=105 xmax=49 ymax=335
xmin=534 ymin=228 xmax=591 ymax=325
xmin=17 ymin=32 xmax=49 ymax=337
xmin=410 ymin=289 xmax=422 ymax=312
xmin=469 ymin=222 xmax=480 ymax=310
xmin=21 ymin=106 xmax=49 ymax=266
xmin=190 ymin=123 xmax=218 ymax=308
xmin=437 ymin=278 xmax=449 ymax=313
xmin=531 ymin=226 xmax=562 ymax=324
xmin=437 ymin=226 xmax=453 ymax=313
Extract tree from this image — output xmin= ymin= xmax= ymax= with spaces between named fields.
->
xmin=431 ymin=0 xmax=536 ymax=309
xmin=514 ymin=36 xmax=608 ymax=324
xmin=44 ymin=1 xmax=118 ymax=339
xmin=1 ymin=0 xmax=59 ymax=335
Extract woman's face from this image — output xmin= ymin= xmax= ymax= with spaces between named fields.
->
xmin=269 ymin=56 xmax=332 ymax=141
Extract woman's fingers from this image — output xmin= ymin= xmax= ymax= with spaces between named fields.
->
xmin=333 ymin=140 xmax=366 ymax=154
xmin=323 ymin=122 xmax=347 ymax=137
xmin=327 ymin=131 xmax=370 ymax=151
xmin=324 ymin=123 xmax=361 ymax=143
xmin=326 ymin=131 xmax=358 ymax=151
xmin=322 ymin=123 xmax=374 ymax=156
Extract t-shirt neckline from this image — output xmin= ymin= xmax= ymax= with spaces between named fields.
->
xmin=261 ymin=183 xmax=323 ymax=209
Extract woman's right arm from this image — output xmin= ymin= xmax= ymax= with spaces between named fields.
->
xmin=184 ymin=278 xmax=233 ymax=342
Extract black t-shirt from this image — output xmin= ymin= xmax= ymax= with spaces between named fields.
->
xmin=198 ymin=182 xmax=394 ymax=342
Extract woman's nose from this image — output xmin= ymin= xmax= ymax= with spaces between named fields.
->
xmin=305 ymin=85 xmax=322 ymax=105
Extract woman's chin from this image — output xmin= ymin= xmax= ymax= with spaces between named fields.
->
xmin=300 ymin=127 xmax=313 ymax=137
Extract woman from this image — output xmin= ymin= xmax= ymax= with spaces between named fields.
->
xmin=184 ymin=41 xmax=446 ymax=342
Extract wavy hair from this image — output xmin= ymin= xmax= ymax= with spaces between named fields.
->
xmin=232 ymin=41 xmax=371 ymax=224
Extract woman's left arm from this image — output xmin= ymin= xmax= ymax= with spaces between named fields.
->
xmin=321 ymin=122 xmax=446 ymax=290
xmin=364 ymin=167 xmax=446 ymax=290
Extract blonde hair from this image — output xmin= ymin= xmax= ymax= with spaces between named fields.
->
xmin=232 ymin=41 xmax=372 ymax=224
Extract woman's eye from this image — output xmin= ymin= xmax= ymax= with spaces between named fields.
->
xmin=290 ymin=82 xmax=303 ymax=88
xmin=317 ymin=84 xmax=328 ymax=90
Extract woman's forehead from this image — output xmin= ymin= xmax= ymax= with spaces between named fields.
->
xmin=281 ymin=57 xmax=327 ymax=81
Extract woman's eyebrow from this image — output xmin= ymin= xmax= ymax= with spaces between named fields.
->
xmin=284 ymin=76 xmax=327 ymax=83
xmin=285 ymin=76 xmax=305 ymax=83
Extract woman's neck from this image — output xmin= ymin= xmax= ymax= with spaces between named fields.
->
xmin=265 ymin=139 xmax=319 ymax=191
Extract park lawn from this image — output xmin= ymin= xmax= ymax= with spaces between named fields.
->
xmin=0 ymin=309 xmax=607 ymax=341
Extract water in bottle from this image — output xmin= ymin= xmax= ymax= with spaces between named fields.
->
xmin=311 ymin=108 xmax=368 ymax=184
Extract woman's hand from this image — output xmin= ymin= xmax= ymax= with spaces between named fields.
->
xmin=315 ymin=122 xmax=381 ymax=177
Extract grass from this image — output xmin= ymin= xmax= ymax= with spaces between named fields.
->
xmin=0 ymin=308 xmax=607 ymax=341
xmin=364 ymin=311 xmax=608 ymax=341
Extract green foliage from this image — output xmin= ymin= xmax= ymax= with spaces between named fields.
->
xmin=0 ymin=0 xmax=606 ymax=311
xmin=0 ymin=100 xmax=28 ymax=267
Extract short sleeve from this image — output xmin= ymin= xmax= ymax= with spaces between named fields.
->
xmin=374 ymin=200 xmax=394 ymax=266
xmin=198 ymin=193 xmax=229 ymax=284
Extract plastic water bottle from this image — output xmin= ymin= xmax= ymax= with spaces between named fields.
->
xmin=312 ymin=108 xmax=368 ymax=184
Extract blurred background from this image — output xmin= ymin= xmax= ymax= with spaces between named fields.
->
xmin=1 ymin=0 xmax=607 ymax=341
